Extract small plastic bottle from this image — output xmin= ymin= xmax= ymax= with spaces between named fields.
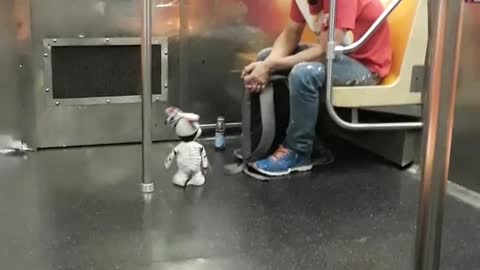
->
xmin=215 ymin=116 xmax=226 ymax=151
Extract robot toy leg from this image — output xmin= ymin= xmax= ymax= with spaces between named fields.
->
xmin=187 ymin=171 xmax=205 ymax=186
xmin=172 ymin=171 xmax=190 ymax=187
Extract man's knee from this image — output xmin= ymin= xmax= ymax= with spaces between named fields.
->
xmin=256 ymin=48 xmax=272 ymax=61
xmin=289 ymin=63 xmax=326 ymax=92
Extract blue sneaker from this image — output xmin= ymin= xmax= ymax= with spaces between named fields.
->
xmin=251 ymin=146 xmax=313 ymax=177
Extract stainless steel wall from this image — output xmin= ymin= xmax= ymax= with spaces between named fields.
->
xmin=0 ymin=0 xmax=21 ymax=147
xmin=449 ymin=3 xmax=480 ymax=192
xmin=18 ymin=0 xmax=182 ymax=148
xmin=15 ymin=0 xmax=281 ymax=147
xmin=177 ymin=0 xmax=272 ymax=124
xmin=6 ymin=0 xmax=282 ymax=147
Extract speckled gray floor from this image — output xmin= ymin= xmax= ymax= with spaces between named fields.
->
xmin=0 ymin=139 xmax=478 ymax=270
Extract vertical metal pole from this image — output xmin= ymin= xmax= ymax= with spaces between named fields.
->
xmin=325 ymin=0 xmax=338 ymax=128
xmin=414 ymin=0 xmax=464 ymax=269
xmin=140 ymin=0 xmax=154 ymax=193
xmin=178 ymin=0 xmax=189 ymax=108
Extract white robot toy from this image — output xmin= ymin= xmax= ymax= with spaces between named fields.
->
xmin=164 ymin=107 xmax=209 ymax=187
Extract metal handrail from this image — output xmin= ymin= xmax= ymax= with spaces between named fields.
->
xmin=326 ymin=0 xmax=423 ymax=130
xmin=415 ymin=1 xmax=464 ymax=269
xmin=140 ymin=0 xmax=154 ymax=193
xmin=336 ymin=0 xmax=403 ymax=54
xmin=156 ymin=0 xmax=178 ymax=8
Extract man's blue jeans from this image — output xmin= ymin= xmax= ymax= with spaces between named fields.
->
xmin=257 ymin=46 xmax=379 ymax=157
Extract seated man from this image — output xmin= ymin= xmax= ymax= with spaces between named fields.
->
xmin=242 ymin=0 xmax=392 ymax=176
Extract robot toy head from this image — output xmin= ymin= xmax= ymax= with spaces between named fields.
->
xmin=165 ymin=107 xmax=202 ymax=142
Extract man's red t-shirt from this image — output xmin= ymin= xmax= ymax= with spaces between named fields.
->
xmin=290 ymin=0 xmax=392 ymax=78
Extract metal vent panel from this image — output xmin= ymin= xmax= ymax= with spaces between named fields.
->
xmin=43 ymin=37 xmax=168 ymax=106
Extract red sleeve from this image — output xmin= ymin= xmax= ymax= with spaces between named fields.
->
xmin=290 ymin=1 xmax=305 ymax=23
xmin=334 ymin=0 xmax=357 ymax=30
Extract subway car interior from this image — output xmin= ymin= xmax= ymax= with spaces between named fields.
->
xmin=0 ymin=0 xmax=479 ymax=269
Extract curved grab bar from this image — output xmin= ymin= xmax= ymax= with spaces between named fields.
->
xmin=326 ymin=0 xmax=423 ymax=130
xmin=336 ymin=0 xmax=403 ymax=54
xmin=156 ymin=0 xmax=178 ymax=8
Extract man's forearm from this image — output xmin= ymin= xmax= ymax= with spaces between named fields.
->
xmin=265 ymin=31 xmax=300 ymax=61
xmin=268 ymin=45 xmax=326 ymax=72
xmin=267 ymin=30 xmax=331 ymax=72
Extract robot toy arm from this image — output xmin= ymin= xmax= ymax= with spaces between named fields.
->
xmin=201 ymin=146 xmax=209 ymax=172
xmin=165 ymin=148 xmax=177 ymax=169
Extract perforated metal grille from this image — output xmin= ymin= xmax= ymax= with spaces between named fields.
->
xmin=51 ymin=45 xmax=162 ymax=99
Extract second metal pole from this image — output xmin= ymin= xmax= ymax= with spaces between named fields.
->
xmin=140 ymin=0 xmax=154 ymax=193
xmin=414 ymin=0 xmax=464 ymax=269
